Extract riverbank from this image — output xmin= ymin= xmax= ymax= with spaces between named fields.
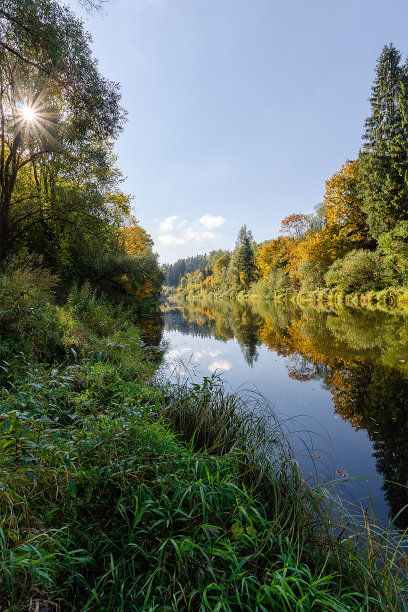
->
xmin=1 ymin=266 xmax=407 ymax=610
xmin=293 ymin=287 xmax=408 ymax=311
xmin=168 ymin=285 xmax=408 ymax=313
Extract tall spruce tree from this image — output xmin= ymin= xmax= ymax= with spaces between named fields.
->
xmin=231 ymin=225 xmax=255 ymax=290
xmin=358 ymin=44 xmax=408 ymax=238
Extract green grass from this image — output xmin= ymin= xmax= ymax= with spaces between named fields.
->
xmin=0 ymin=264 xmax=407 ymax=610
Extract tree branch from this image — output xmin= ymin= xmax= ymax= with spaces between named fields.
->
xmin=10 ymin=213 xmax=80 ymax=242
xmin=0 ymin=41 xmax=46 ymax=73
xmin=17 ymin=150 xmax=56 ymax=169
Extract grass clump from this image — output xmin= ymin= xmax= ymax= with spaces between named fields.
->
xmin=0 ymin=264 xmax=407 ymax=610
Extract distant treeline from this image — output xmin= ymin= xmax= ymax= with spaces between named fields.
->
xmin=168 ymin=44 xmax=408 ymax=301
xmin=163 ymin=250 xmax=228 ymax=287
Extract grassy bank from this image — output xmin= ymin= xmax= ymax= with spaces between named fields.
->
xmin=292 ymin=287 xmax=408 ymax=311
xmin=168 ymin=285 xmax=408 ymax=314
xmin=1 ymin=265 xmax=407 ymax=610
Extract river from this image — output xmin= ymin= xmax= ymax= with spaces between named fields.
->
xmin=158 ymin=298 xmax=408 ymax=530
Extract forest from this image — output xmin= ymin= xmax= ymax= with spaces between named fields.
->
xmin=166 ymin=44 xmax=408 ymax=305
xmin=0 ymin=2 xmax=407 ymax=609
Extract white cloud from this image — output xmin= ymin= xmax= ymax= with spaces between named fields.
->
xmin=166 ymin=346 xmax=193 ymax=359
xmin=199 ymin=214 xmax=226 ymax=230
xmin=159 ymin=215 xmax=179 ymax=232
xmin=192 ymin=349 xmax=221 ymax=362
xmin=208 ymin=360 xmax=232 ymax=372
xmin=183 ymin=227 xmax=215 ymax=241
xmin=182 ymin=228 xmax=198 ymax=240
xmin=156 ymin=215 xmax=222 ymax=258
xmin=158 ymin=234 xmax=186 ymax=246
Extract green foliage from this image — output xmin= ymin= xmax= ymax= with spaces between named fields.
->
xmin=233 ymin=225 xmax=256 ymax=290
xmin=376 ymin=220 xmax=408 ymax=286
xmin=253 ymin=268 xmax=291 ymax=299
xmin=358 ymin=44 xmax=408 ymax=238
xmin=163 ymin=253 xmax=214 ymax=287
xmin=0 ymin=258 xmax=64 ymax=361
xmin=0 ymin=272 xmax=407 ymax=609
xmin=298 ymin=260 xmax=326 ymax=291
xmin=325 ymin=249 xmax=386 ymax=293
xmin=0 ymin=1 xmax=162 ymax=304
xmin=171 ymin=229 xmax=257 ymax=298
xmin=90 ymin=250 xmax=164 ymax=299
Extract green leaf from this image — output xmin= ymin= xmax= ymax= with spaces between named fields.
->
xmin=231 ymin=521 xmax=241 ymax=541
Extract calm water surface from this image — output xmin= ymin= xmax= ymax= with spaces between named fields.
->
xmin=160 ymin=299 xmax=408 ymax=529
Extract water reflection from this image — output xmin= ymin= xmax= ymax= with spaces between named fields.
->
xmin=163 ymin=299 xmax=408 ymax=528
xmin=164 ymin=301 xmax=262 ymax=365
xmin=135 ymin=312 xmax=165 ymax=363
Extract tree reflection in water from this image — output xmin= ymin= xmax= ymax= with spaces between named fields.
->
xmin=163 ymin=299 xmax=408 ymax=529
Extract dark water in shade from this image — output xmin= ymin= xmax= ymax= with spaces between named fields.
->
xmin=160 ymin=299 xmax=408 ymax=530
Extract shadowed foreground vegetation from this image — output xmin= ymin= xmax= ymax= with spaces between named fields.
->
xmin=0 ymin=263 xmax=407 ymax=611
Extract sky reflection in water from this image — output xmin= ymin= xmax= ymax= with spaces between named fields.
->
xmin=162 ymin=300 xmax=408 ymax=530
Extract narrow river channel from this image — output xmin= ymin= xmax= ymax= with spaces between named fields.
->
xmin=159 ymin=299 xmax=408 ymax=530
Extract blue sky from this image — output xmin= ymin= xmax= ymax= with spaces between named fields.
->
xmin=68 ymin=0 xmax=408 ymax=263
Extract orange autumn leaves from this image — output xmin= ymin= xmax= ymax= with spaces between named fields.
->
xmin=118 ymin=215 xmax=159 ymax=299
xmin=254 ymin=161 xmax=373 ymax=285
xmin=174 ymin=159 xmax=375 ymax=298
xmin=120 ymin=215 xmax=153 ymax=256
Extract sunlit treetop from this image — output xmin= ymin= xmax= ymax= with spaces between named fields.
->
xmin=120 ymin=215 xmax=154 ymax=256
xmin=0 ymin=0 xmax=125 ymax=142
xmin=0 ymin=0 xmax=126 ymax=259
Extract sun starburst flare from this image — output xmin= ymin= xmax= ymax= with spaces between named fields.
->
xmin=21 ymin=104 xmax=37 ymax=122
xmin=7 ymin=96 xmax=61 ymax=151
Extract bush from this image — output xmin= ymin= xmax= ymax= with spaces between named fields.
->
xmin=0 ymin=259 xmax=63 ymax=361
xmin=324 ymin=249 xmax=387 ymax=292
xmin=86 ymin=251 xmax=164 ymax=300
xmin=298 ymin=259 xmax=326 ymax=290
xmin=253 ymin=268 xmax=291 ymax=299
xmin=66 ymin=282 xmax=115 ymax=337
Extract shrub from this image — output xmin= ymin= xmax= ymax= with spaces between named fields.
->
xmin=298 ymin=259 xmax=326 ymax=290
xmin=253 ymin=269 xmax=291 ymax=299
xmin=324 ymin=249 xmax=386 ymax=292
xmin=0 ymin=259 xmax=63 ymax=361
xmin=66 ymin=282 xmax=114 ymax=337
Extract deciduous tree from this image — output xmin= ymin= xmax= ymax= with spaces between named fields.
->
xmin=0 ymin=0 xmax=125 ymax=257
xmin=120 ymin=215 xmax=153 ymax=256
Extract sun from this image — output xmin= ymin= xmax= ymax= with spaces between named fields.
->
xmin=12 ymin=99 xmax=60 ymax=150
xmin=21 ymin=105 xmax=37 ymax=122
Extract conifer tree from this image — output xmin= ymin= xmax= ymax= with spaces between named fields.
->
xmin=232 ymin=225 xmax=255 ymax=290
xmin=358 ymin=44 xmax=408 ymax=238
